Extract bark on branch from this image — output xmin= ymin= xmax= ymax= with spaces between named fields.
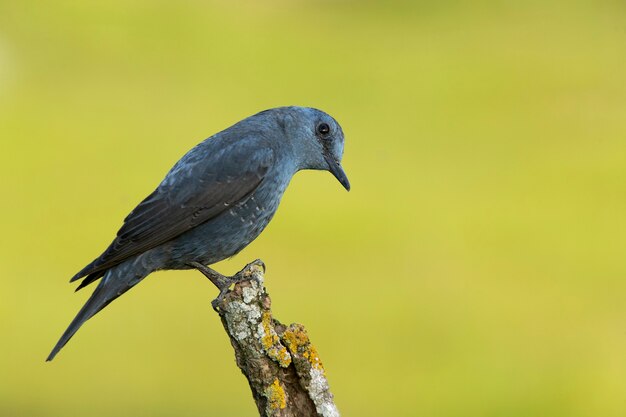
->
xmin=214 ymin=260 xmax=340 ymax=417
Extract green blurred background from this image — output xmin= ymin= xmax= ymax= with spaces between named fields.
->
xmin=1 ymin=1 xmax=626 ymax=416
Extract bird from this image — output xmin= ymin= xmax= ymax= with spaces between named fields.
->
xmin=47 ymin=106 xmax=350 ymax=361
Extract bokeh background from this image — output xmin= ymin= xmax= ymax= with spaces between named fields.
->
xmin=1 ymin=1 xmax=626 ymax=416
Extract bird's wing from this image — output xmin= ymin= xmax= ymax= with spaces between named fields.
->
xmin=71 ymin=137 xmax=274 ymax=282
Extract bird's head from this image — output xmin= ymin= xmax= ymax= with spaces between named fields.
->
xmin=282 ymin=106 xmax=350 ymax=191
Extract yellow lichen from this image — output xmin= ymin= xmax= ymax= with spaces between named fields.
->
xmin=260 ymin=312 xmax=291 ymax=367
xmin=266 ymin=378 xmax=286 ymax=411
xmin=303 ymin=344 xmax=324 ymax=372
xmin=282 ymin=324 xmax=309 ymax=351
xmin=274 ymin=346 xmax=291 ymax=367
xmin=282 ymin=324 xmax=325 ymax=373
xmin=260 ymin=312 xmax=277 ymax=350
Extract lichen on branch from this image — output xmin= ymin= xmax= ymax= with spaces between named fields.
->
xmin=215 ymin=260 xmax=339 ymax=417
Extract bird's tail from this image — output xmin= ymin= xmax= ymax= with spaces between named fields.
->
xmin=46 ymin=261 xmax=149 ymax=361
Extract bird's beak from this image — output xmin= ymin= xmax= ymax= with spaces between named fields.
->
xmin=324 ymin=153 xmax=351 ymax=191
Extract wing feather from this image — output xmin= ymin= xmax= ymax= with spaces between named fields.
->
xmin=71 ymin=137 xmax=274 ymax=283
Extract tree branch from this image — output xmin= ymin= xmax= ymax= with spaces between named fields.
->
xmin=214 ymin=260 xmax=340 ymax=417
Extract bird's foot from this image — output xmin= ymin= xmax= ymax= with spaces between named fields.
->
xmin=188 ymin=260 xmax=265 ymax=311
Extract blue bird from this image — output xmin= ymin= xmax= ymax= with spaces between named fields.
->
xmin=47 ymin=106 xmax=349 ymax=361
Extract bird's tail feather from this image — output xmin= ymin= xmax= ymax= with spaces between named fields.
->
xmin=47 ymin=263 xmax=148 ymax=361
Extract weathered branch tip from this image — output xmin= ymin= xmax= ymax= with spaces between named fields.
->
xmin=214 ymin=260 xmax=340 ymax=417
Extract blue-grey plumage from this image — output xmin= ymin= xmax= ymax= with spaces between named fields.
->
xmin=47 ymin=106 xmax=349 ymax=361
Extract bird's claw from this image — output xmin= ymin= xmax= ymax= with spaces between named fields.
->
xmin=203 ymin=259 xmax=265 ymax=312
xmin=240 ymin=259 xmax=266 ymax=275
xmin=211 ymin=287 xmax=230 ymax=312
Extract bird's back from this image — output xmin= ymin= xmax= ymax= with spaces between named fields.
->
xmin=71 ymin=118 xmax=290 ymax=287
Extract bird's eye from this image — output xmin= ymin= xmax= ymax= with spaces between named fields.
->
xmin=317 ymin=123 xmax=331 ymax=136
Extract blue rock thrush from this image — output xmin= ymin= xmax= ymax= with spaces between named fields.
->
xmin=47 ymin=106 xmax=349 ymax=361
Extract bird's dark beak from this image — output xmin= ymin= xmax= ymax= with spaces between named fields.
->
xmin=324 ymin=154 xmax=350 ymax=191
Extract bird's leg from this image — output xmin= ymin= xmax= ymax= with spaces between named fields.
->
xmin=187 ymin=260 xmax=266 ymax=311
xmin=188 ymin=262 xmax=230 ymax=288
